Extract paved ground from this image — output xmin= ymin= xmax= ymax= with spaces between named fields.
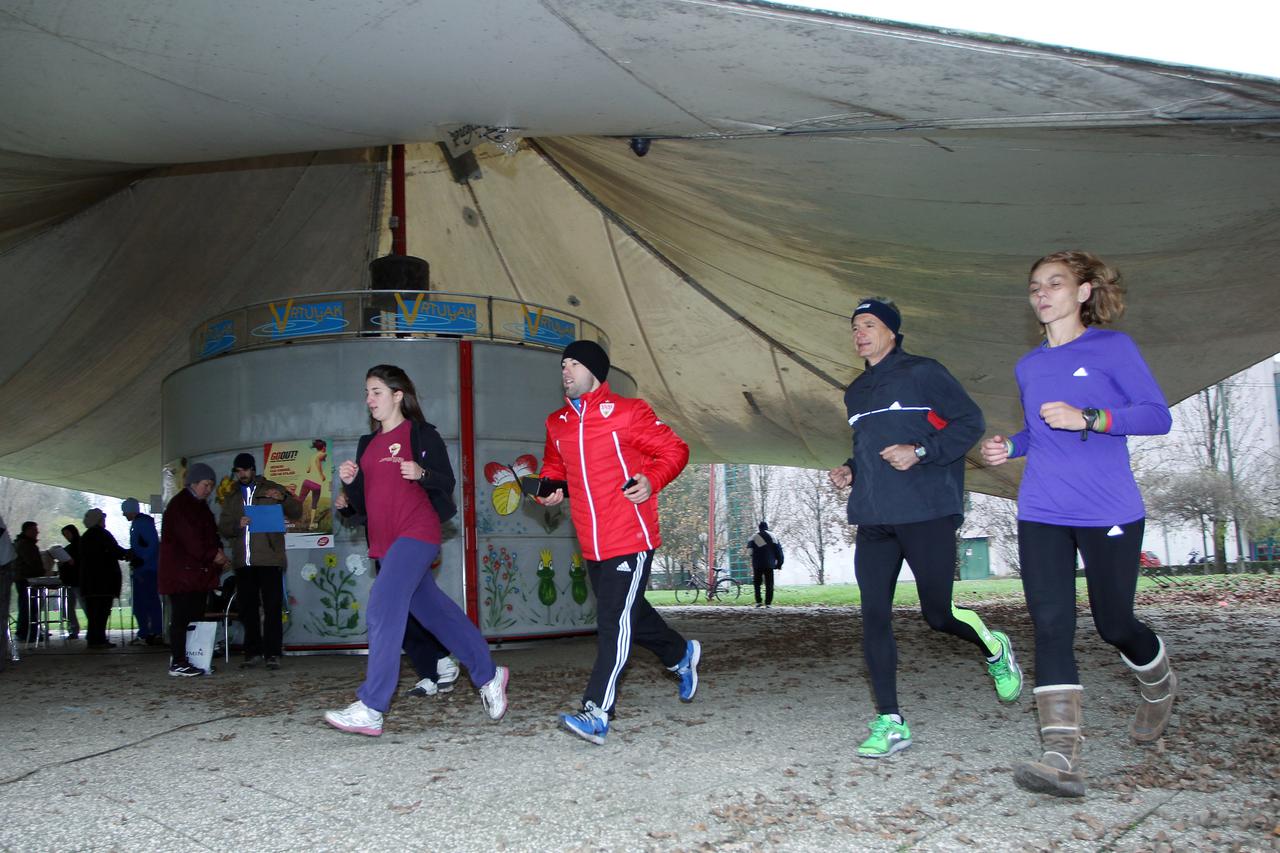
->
xmin=1 ymin=576 xmax=1277 ymax=852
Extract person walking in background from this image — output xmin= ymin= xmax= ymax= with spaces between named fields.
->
xmin=122 ymin=498 xmax=164 ymax=646
xmin=324 ymin=364 xmax=507 ymax=737
xmin=218 ymin=452 xmax=302 ymax=670
xmin=747 ymin=521 xmax=783 ymax=608
xmin=78 ymin=510 xmax=126 ymax=649
xmin=830 ymin=297 xmax=1022 ymax=759
xmin=160 ymin=463 xmax=228 ymax=677
xmin=538 ymin=340 xmax=699 ymax=746
xmin=981 ymin=250 xmax=1175 ymax=798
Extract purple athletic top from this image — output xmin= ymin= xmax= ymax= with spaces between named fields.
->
xmin=1008 ymin=328 xmax=1171 ymax=527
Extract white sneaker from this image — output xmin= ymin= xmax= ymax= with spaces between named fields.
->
xmin=323 ymin=700 xmax=383 ymax=736
xmin=408 ymin=677 xmax=440 ymax=697
xmin=479 ymin=666 xmax=509 ymax=721
xmin=437 ymin=656 xmax=460 ymax=691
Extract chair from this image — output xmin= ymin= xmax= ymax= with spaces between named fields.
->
xmin=203 ymin=571 xmax=238 ymax=662
xmin=27 ymin=578 xmax=68 ymax=647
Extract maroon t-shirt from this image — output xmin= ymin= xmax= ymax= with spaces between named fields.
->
xmin=360 ymin=420 xmax=440 ymax=558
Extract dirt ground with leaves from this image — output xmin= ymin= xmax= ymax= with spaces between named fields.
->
xmin=1 ymin=575 xmax=1277 ymax=852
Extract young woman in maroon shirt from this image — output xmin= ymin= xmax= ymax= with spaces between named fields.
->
xmin=323 ymin=364 xmax=508 ymax=736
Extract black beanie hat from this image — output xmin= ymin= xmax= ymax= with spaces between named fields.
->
xmin=233 ymin=452 xmax=257 ymax=471
xmin=562 ymin=340 xmax=610 ymax=384
xmin=852 ymin=299 xmax=904 ymax=345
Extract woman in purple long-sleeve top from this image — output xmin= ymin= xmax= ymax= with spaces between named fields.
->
xmin=981 ymin=250 xmax=1176 ymax=799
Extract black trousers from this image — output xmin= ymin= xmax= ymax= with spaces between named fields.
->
xmin=583 ymin=550 xmax=686 ymax=714
xmin=14 ymin=578 xmax=33 ymax=641
xmin=404 ymin=614 xmax=447 ymax=680
xmin=1018 ymin=519 xmax=1160 ymax=685
xmin=752 ymin=567 xmax=774 ymax=605
xmin=168 ymin=591 xmax=207 ymax=665
xmin=235 ymin=566 xmax=284 ymax=658
xmin=83 ymin=595 xmax=115 ymax=645
xmin=855 ymin=516 xmax=991 ymax=717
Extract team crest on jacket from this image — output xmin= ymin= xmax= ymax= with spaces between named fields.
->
xmin=599 ymin=402 xmax=615 ymax=418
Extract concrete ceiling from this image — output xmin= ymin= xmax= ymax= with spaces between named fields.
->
xmin=1 ymin=0 xmax=1278 ymax=499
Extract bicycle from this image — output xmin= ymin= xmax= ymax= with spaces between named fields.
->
xmin=673 ymin=572 xmax=742 ymax=604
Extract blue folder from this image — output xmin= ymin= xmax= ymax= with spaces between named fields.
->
xmin=244 ymin=503 xmax=286 ymax=533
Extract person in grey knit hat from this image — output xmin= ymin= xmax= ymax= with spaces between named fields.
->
xmin=160 ymin=461 xmax=226 ymax=676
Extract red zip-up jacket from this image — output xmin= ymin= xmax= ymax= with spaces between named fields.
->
xmin=540 ymin=382 xmax=689 ymax=561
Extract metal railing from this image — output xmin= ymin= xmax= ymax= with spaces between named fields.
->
xmin=190 ymin=291 xmax=609 ymax=361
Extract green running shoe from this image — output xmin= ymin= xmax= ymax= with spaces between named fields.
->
xmin=857 ymin=715 xmax=912 ymax=758
xmin=987 ymin=631 xmax=1024 ymax=704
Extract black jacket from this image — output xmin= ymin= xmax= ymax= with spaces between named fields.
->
xmin=79 ymin=526 xmax=126 ymax=598
xmin=842 ymin=346 xmax=983 ymax=525
xmin=344 ymin=419 xmax=457 ymax=523
xmin=748 ymin=531 xmax=783 ymax=571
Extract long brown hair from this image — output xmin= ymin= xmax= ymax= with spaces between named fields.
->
xmin=366 ymin=364 xmax=426 ymax=432
xmin=1029 ymin=250 xmax=1125 ymax=327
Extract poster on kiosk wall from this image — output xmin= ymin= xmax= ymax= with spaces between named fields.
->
xmin=260 ymin=438 xmax=334 ymax=549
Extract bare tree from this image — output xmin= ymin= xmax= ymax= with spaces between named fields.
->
xmin=1141 ymin=382 xmax=1267 ymax=568
xmin=748 ymin=465 xmax=781 ymax=528
xmin=654 ymin=464 xmax=712 ymax=588
xmin=778 ymin=467 xmax=851 ymax=585
xmin=961 ymin=492 xmax=1021 ymax=575
xmin=0 ymin=476 xmax=95 ymax=539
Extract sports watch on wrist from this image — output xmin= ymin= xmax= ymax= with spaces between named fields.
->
xmin=913 ymin=444 xmax=927 ymax=459
xmin=1081 ymin=407 xmax=1099 ymax=441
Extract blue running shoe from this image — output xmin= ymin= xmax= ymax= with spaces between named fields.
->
xmin=559 ymin=702 xmax=608 ymax=745
xmin=676 ymin=639 xmax=701 ymax=702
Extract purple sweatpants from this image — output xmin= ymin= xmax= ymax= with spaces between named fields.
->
xmin=356 ymin=537 xmax=496 ymax=713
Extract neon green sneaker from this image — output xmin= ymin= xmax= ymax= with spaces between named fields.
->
xmin=987 ymin=631 xmax=1024 ymax=704
xmin=857 ymin=715 xmax=912 ymax=758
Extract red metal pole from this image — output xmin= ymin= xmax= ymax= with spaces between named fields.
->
xmin=707 ymin=464 xmax=717 ymax=589
xmin=458 ymin=341 xmax=480 ymax=625
xmin=391 ymin=144 xmax=407 ymax=256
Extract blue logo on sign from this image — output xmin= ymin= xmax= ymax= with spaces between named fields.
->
xmin=251 ymin=300 xmax=349 ymax=340
xmin=519 ymin=309 xmax=576 ymax=348
xmin=370 ymin=295 xmax=478 ymax=334
xmin=198 ymin=319 xmax=236 ymax=357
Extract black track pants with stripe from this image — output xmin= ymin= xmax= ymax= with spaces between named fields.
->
xmin=583 ymin=550 xmax=687 ymax=714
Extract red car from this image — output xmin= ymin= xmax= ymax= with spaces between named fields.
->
xmin=1139 ymin=551 xmax=1162 ymax=568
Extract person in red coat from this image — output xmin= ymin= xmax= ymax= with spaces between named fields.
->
xmin=539 ymin=340 xmax=699 ymax=745
xmin=159 ymin=463 xmax=227 ymax=676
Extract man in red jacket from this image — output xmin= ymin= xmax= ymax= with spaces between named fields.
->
xmin=539 ymin=340 xmax=700 ymax=745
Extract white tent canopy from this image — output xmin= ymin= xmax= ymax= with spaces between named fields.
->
xmin=2 ymin=0 xmax=1278 ymax=498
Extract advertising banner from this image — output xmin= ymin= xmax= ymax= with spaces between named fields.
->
xmin=260 ymin=438 xmax=334 ymax=548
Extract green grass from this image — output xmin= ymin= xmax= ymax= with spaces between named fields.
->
xmin=9 ymin=606 xmax=136 ymax=631
xmin=646 ymin=575 xmax=1187 ymax=608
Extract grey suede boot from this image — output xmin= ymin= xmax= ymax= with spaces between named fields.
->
xmin=1013 ymin=685 xmax=1085 ymax=798
xmin=1121 ymin=636 xmax=1176 ymax=743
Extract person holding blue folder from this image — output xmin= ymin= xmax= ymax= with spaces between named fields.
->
xmin=218 ymin=452 xmax=302 ymax=670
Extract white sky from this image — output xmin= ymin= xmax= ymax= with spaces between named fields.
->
xmin=808 ymin=2 xmax=1280 ymax=79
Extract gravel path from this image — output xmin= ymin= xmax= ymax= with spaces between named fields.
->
xmin=1 ymin=576 xmax=1276 ymax=851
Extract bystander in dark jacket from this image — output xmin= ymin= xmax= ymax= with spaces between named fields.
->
xmin=160 ymin=463 xmax=227 ymax=676
xmin=79 ymin=509 xmax=126 ymax=648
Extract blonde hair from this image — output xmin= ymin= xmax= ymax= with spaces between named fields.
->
xmin=1029 ymin=250 xmax=1125 ymax=326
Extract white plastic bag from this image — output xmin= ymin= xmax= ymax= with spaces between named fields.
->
xmin=186 ymin=621 xmax=218 ymax=673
